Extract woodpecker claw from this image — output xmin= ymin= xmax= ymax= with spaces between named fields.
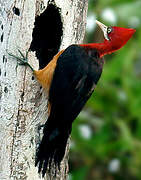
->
xmin=26 ymin=50 xmax=29 ymax=60
xmin=7 ymin=49 xmax=34 ymax=72
xmin=18 ymin=49 xmax=25 ymax=58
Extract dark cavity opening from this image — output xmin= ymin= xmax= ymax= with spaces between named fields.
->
xmin=1 ymin=33 xmax=3 ymax=42
xmin=30 ymin=2 xmax=63 ymax=69
xmin=13 ymin=7 xmax=20 ymax=16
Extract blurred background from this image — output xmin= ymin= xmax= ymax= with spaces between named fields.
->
xmin=69 ymin=0 xmax=141 ymax=179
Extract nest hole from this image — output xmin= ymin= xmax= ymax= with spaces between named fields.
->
xmin=30 ymin=2 xmax=63 ymax=69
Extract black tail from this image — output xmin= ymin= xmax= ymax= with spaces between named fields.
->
xmin=35 ymin=117 xmax=71 ymax=177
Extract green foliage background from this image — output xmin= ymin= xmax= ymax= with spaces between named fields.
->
xmin=70 ymin=0 xmax=141 ymax=179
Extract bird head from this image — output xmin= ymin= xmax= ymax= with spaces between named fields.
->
xmin=95 ymin=20 xmax=136 ymax=57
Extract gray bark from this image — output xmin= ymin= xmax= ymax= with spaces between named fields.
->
xmin=0 ymin=0 xmax=88 ymax=179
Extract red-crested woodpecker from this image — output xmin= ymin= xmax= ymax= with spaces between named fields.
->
xmin=8 ymin=20 xmax=135 ymax=177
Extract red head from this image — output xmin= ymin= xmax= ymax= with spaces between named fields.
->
xmin=95 ymin=20 xmax=136 ymax=57
xmin=80 ymin=20 xmax=136 ymax=57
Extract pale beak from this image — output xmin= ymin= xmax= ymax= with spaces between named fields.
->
xmin=96 ymin=20 xmax=109 ymax=41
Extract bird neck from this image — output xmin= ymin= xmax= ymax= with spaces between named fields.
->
xmin=79 ymin=41 xmax=112 ymax=58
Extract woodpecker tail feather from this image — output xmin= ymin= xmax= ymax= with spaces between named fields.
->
xmin=35 ymin=118 xmax=71 ymax=177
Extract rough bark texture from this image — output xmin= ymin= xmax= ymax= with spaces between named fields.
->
xmin=0 ymin=0 xmax=88 ymax=179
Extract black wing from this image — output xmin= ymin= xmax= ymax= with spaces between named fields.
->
xmin=49 ymin=45 xmax=103 ymax=123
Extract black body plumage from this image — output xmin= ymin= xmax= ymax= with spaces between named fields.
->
xmin=35 ymin=45 xmax=104 ymax=177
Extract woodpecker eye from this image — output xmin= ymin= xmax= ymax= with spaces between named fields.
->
xmin=107 ymin=27 xmax=112 ymax=34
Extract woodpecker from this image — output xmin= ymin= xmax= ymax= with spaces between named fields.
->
xmin=8 ymin=20 xmax=135 ymax=177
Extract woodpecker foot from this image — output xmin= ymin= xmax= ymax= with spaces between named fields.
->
xmin=7 ymin=49 xmax=34 ymax=71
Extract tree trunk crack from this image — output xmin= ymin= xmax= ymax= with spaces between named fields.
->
xmin=10 ymin=99 xmax=21 ymax=177
xmin=10 ymin=67 xmax=27 ymax=178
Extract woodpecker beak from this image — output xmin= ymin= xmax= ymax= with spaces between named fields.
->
xmin=96 ymin=20 xmax=109 ymax=41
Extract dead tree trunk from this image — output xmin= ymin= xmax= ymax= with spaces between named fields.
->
xmin=0 ymin=0 xmax=88 ymax=179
